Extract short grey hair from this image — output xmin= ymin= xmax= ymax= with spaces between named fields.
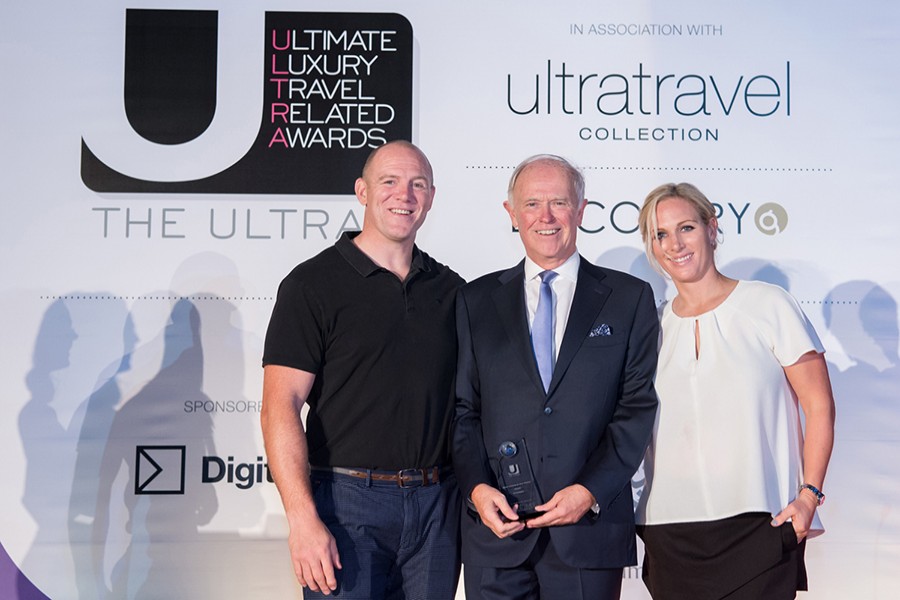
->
xmin=507 ymin=154 xmax=585 ymax=204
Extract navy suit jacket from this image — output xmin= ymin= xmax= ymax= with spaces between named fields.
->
xmin=452 ymin=256 xmax=659 ymax=569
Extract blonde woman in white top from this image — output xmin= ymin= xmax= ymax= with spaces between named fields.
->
xmin=634 ymin=183 xmax=835 ymax=600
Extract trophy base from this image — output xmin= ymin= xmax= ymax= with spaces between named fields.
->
xmin=516 ymin=509 xmax=545 ymax=520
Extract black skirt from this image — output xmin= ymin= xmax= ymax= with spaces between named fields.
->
xmin=637 ymin=512 xmax=807 ymax=600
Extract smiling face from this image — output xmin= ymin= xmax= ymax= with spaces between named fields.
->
xmin=355 ymin=142 xmax=435 ymax=247
xmin=504 ymin=161 xmax=586 ymax=270
xmin=651 ymin=196 xmax=719 ymax=285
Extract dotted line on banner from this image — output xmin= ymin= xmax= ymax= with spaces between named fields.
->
xmin=39 ymin=295 xmax=275 ymax=302
xmin=655 ymin=299 xmax=859 ymax=307
xmin=465 ymin=166 xmax=833 ymax=172
xmin=800 ymin=300 xmax=859 ymax=306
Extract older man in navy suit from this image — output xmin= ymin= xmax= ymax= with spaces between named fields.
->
xmin=452 ymin=154 xmax=659 ymax=599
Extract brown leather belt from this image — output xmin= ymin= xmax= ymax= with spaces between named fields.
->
xmin=311 ymin=466 xmax=443 ymax=488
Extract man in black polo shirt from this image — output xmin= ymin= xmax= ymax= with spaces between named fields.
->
xmin=261 ymin=140 xmax=464 ymax=599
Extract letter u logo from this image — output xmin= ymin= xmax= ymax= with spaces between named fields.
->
xmin=82 ymin=10 xmax=414 ymax=194
xmin=124 ymin=9 xmax=218 ymax=144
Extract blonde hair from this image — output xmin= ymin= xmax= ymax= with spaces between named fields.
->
xmin=638 ymin=182 xmax=717 ymax=274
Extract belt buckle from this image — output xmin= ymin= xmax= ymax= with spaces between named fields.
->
xmin=397 ymin=468 xmax=425 ymax=488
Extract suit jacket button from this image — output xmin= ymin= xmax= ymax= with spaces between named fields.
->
xmin=543 ymin=407 xmax=552 ymax=415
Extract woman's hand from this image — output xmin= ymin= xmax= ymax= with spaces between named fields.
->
xmin=771 ymin=491 xmax=819 ymax=542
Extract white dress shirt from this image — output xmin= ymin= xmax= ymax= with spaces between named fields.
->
xmin=524 ymin=252 xmax=600 ymax=513
xmin=524 ymin=252 xmax=580 ymax=366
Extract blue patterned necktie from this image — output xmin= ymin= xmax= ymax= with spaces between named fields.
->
xmin=532 ymin=270 xmax=558 ymax=392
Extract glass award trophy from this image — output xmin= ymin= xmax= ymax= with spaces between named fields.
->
xmin=497 ymin=438 xmax=543 ymax=519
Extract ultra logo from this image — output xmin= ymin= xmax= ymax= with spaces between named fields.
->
xmin=81 ymin=9 xmax=413 ymax=194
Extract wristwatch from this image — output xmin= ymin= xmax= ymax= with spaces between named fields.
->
xmin=799 ymin=483 xmax=825 ymax=506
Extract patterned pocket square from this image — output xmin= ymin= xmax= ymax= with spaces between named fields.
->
xmin=589 ymin=324 xmax=612 ymax=337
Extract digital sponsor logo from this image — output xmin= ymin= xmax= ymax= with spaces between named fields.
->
xmin=133 ymin=446 xmax=273 ymax=493
xmin=135 ymin=445 xmax=186 ymax=495
xmin=202 ymin=455 xmax=273 ymax=490
xmin=82 ymin=10 xmax=413 ymax=194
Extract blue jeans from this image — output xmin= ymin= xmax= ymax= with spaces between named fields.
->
xmin=307 ymin=470 xmax=461 ymax=600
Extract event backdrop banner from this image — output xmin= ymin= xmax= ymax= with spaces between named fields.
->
xmin=1 ymin=1 xmax=898 ymax=598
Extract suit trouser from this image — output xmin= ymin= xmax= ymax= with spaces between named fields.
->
xmin=463 ymin=528 xmax=623 ymax=600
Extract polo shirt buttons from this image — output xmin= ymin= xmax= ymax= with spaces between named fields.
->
xmin=543 ymin=407 xmax=553 ymax=415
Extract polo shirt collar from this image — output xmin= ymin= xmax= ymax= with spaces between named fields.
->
xmin=336 ymin=231 xmax=428 ymax=278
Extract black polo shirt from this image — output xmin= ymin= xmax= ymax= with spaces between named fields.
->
xmin=263 ymin=232 xmax=464 ymax=470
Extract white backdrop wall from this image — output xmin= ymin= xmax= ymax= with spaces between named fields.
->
xmin=1 ymin=1 xmax=898 ymax=598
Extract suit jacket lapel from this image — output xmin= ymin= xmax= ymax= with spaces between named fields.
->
xmin=548 ymin=259 xmax=610 ymax=396
xmin=492 ymin=262 xmax=546 ymax=394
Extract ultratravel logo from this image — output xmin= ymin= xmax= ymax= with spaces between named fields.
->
xmin=507 ymin=60 xmax=791 ymax=117
xmin=506 ymin=59 xmax=793 ymax=143
xmin=81 ymin=10 xmax=414 ymax=194
xmin=135 ymin=445 xmax=186 ymax=495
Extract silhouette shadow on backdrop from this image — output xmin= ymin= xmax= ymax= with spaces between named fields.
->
xmin=92 ymin=299 xmax=217 ymax=599
xmin=819 ymin=280 xmax=900 ymax=573
xmin=720 ymin=258 xmax=791 ymax=291
xmin=13 ymin=299 xmax=72 ymax=600
xmin=68 ymin=297 xmax=137 ymax=598
xmin=594 ymin=246 xmax=669 ymax=308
